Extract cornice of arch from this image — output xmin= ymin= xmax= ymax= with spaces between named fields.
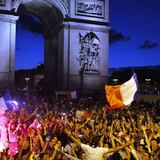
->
xmin=12 ymin=0 xmax=69 ymax=18
xmin=11 ymin=0 xmax=68 ymax=33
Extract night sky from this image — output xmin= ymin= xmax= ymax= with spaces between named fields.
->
xmin=16 ymin=0 xmax=160 ymax=70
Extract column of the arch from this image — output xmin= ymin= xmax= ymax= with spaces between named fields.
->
xmin=57 ymin=23 xmax=70 ymax=91
xmin=9 ymin=16 xmax=19 ymax=88
xmin=0 ymin=14 xmax=18 ymax=88
xmin=44 ymin=31 xmax=58 ymax=92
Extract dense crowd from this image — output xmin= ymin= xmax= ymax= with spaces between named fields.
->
xmin=0 ymin=89 xmax=159 ymax=160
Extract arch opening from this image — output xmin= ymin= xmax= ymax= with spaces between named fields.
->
xmin=16 ymin=13 xmax=44 ymax=70
xmin=15 ymin=0 xmax=64 ymax=90
xmin=15 ymin=13 xmax=44 ymax=89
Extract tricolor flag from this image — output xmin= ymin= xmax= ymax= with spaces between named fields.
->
xmin=105 ymin=73 xmax=138 ymax=110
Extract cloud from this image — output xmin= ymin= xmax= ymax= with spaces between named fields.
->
xmin=109 ymin=29 xmax=131 ymax=44
xmin=17 ymin=14 xmax=43 ymax=35
xmin=139 ymin=40 xmax=158 ymax=49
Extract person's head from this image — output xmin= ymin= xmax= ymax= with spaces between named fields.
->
xmin=111 ymin=152 xmax=122 ymax=160
xmin=40 ymin=153 xmax=49 ymax=160
xmin=150 ymin=139 xmax=159 ymax=152
xmin=61 ymin=155 xmax=68 ymax=160
xmin=23 ymin=123 xmax=28 ymax=129
xmin=45 ymin=136 xmax=51 ymax=142
xmin=50 ymin=136 xmax=57 ymax=146
xmin=115 ymin=141 xmax=121 ymax=147
xmin=91 ymin=135 xmax=101 ymax=147
xmin=104 ymin=143 xmax=109 ymax=148
xmin=137 ymin=145 xmax=145 ymax=153
xmin=141 ymin=153 xmax=150 ymax=160
xmin=10 ymin=123 xmax=16 ymax=130
xmin=32 ymin=135 xmax=40 ymax=148
xmin=56 ymin=140 xmax=62 ymax=148
xmin=80 ymin=151 xmax=86 ymax=160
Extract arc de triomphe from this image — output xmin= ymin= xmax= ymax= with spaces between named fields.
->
xmin=0 ymin=0 xmax=109 ymax=93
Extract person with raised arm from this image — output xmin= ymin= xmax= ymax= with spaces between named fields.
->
xmin=64 ymin=129 xmax=134 ymax=160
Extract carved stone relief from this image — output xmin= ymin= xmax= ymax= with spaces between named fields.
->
xmin=76 ymin=0 xmax=105 ymax=18
xmin=77 ymin=32 xmax=100 ymax=74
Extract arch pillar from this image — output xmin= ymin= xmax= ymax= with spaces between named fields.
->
xmin=0 ymin=14 xmax=19 ymax=88
xmin=44 ymin=29 xmax=59 ymax=91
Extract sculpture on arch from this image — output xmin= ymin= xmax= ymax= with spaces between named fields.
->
xmin=78 ymin=32 xmax=100 ymax=73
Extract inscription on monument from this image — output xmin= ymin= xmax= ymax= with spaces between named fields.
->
xmin=77 ymin=32 xmax=100 ymax=74
xmin=76 ymin=0 xmax=105 ymax=18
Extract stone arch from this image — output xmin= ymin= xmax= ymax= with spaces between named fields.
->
xmin=12 ymin=0 xmax=69 ymax=18
xmin=0 ymin=0 xmax=109 ymax=93
xmin=14 ymin=0 xmax=68 ymax=35
xmin=13 ymin=0 xmax=68 ymax=90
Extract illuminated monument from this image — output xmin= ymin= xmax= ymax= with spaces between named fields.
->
xmin=0 ymin=0 xmax=109 ymax=93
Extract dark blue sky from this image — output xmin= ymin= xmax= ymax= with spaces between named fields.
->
xmin=109 ymin=0 xmax=160 ymax=68
xmin=16 ymin=16 xmax=44 ymax=70
xmin=16 ymin=0 xmax=160 ymax=70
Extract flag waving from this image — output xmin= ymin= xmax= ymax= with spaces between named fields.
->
xmin=105 ymin=73 xmax=138 ymax=110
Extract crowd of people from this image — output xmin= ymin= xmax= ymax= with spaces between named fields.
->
xmin=0 ymin=89 xmax=159 ymax=160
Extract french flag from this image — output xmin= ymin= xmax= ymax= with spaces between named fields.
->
xmin=105 ymin=73 xmax=139 ymax=110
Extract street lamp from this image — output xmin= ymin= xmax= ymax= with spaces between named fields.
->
xmin=25 ymin=77 xmax=30 ymax=89
xmin=145 ymin=78 xmax=151 ymax=84
xmin=113 ymin=78 xmax=118 ymax=84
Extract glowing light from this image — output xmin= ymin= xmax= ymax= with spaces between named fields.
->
xmin=36 ymin=113 xmax=40 ymax=117
xmin=7 ymin=100 xmax=19 ymax=110
xmin=11 ymin=100 xmax=18 ymax=106
xmin=0 ymin=142 xmax=5 ymax=152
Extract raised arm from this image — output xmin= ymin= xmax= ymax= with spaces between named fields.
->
xmin=141 ymin=125 xmax=151 ymax=153
xmin=64 ymin=129 xmax=81 ymax=146
xmin=24 ymin=107 xmax=38 ymax=122
xmin=106 ymin=140 xmax=134 ymax=154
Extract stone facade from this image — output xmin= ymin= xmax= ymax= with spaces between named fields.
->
xmin=0 ymin=0 xmax=109 ymax=93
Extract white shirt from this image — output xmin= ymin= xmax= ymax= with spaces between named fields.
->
xmin=81 ymin=143 xmax=108 ymax=160
xmin=64 ymin=143 xmax=77 ymax=155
